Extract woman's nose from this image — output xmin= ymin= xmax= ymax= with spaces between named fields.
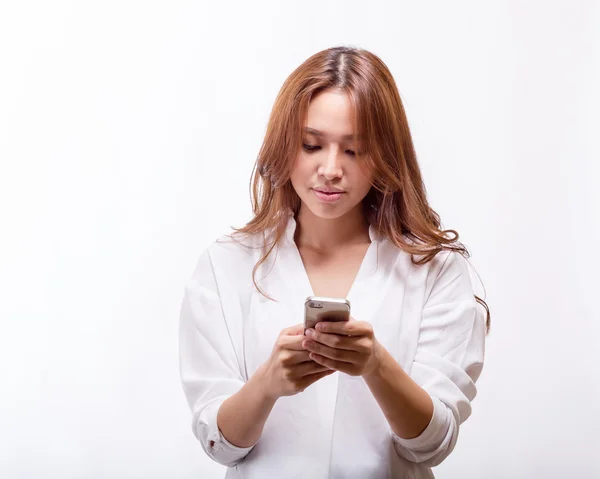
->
xmin=318 ymin=148 xmax=343 ymax=180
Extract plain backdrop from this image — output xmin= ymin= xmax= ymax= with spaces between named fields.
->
xmin=1 ymin=1 xmax=599 ymax=478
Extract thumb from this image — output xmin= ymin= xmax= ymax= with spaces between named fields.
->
xmin=292 ymin=323 xmax=305 ymax=335
xmin=282 ymin=323 xmax=305 ymax=336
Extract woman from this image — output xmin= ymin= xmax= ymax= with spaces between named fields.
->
xmin=179 ymin=45 xmax=490 ymax=478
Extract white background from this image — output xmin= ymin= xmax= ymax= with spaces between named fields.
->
xmin=1 ymin=1 xmax=599 ymax=478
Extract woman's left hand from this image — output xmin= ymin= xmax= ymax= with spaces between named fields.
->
xmin=302 ymin=317 xmax=382 ymax=377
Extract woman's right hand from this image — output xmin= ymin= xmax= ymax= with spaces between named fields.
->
xmin=258 ymin=323 xmax=335 ymax=400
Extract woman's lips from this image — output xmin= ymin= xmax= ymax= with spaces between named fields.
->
xmin=312 ymin=189 xmax=345 ymax=203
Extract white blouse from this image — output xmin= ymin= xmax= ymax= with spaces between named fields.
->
xmin=178 ymin=210 xmax=487 ymax=478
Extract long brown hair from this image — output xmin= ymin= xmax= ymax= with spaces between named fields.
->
xmin=227 ymin=45 xmax=491 ymax=334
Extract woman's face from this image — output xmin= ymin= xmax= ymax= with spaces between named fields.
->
xmin=290 ymin=89 xmax=373 ymax=220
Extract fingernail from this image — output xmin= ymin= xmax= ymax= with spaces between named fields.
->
xmin=305 ymin=328 xmax=315 ymax=337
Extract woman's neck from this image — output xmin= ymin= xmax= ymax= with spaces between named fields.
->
xmin=294 ymin=204 xmax=371 ymax=253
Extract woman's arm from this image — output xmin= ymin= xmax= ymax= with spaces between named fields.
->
xmin=304 ymin=251 xmax=486 ymax=467
xmin=216 ymin=364 xmax=276 ymax=448
xmin=218 ymin=324 xmax=335 ymax=447
xmin=387 ymin=251 xmax=486 ymax=466
xmin=362 ymin=343 xmax=434 ymax=440
xmin=304 ymin=323 xmax=434 ymax=439
xmin=179 ymin=253 xmax=257 ymax=467
xmin=180 ymin=247 xmax=335 ymax=466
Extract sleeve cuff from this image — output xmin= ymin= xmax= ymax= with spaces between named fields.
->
xmin=391 ymin=395 xmax=450 ymax=451
xmin=198 ymin=398 xmax=257 ymax=464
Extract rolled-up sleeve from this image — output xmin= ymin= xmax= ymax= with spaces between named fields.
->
xmin=392 ymin=251 xmax=487 ymax=467
xmin=178 ymin=249 xmax=256 ymax=467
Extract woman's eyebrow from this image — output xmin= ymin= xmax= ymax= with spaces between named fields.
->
xmin=303 ymin=127 xmax=359 ymax=141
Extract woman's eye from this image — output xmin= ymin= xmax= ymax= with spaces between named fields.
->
xmin=302 ymin=144 xmax=320 ymax=152
xmin=302 ymin=144 xmax=358 ymax=157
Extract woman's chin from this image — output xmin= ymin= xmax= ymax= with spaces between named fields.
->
xmin=301 ymin=201 xmax=353 ymax=221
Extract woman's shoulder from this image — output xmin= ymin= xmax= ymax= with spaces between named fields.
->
xmin=381 ymin=238 xmax=482 ymax=294
xmin=191 ymin=226 xmax=277 ymax=287
xmin=203 ymin=228 xmax=265 ymax=268
xmin=417 ymin=247 xmax=484 ymax=299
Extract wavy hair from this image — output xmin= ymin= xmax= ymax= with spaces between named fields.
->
xmin=227 ymin=45 xmax=491 ymax=333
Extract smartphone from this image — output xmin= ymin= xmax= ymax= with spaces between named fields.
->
xmin=304 ymin=296 xmax=351 ymax=332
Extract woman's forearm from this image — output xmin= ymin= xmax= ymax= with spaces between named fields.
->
xmin=216 ymin=364 xmax=278 ymax=447
xmin=363 ymin=342 xmax=434 ymax=439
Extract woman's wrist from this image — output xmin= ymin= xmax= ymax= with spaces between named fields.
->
xmin=362 ymin=340 xmax=385 ymax=379
xmin=251 ymin=363 xmax=280 ymax=404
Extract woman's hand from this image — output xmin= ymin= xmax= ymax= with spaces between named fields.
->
xmin=259 ymin=323 xmax=335 ymax=400
xmin=301 ymin=317 xmax=382 ymax=377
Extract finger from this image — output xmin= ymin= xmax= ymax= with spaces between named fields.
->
xmin=281 ymin=323 xmax=305 ymax=336
xmin=277 ymin=334 xmax=307 ymax=351
xmin=303 ymin=338 xmax=359 ymax=363
xmin=293 ymin=360 xmax=332 ymax=377
xmin=309 ymin=352 xmax=349 ymax=373
xmin=300 ymin=369 xmax=336 ymax=389
xmin=282 ymin=350 xmax=312 ymax=365
xmin=315 ymin=319 xmax=370 ymax=336
xmin=304 ymin=329 xmax=359 ymax=351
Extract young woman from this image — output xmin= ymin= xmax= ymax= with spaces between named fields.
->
xmin=179 ymin=46 xmax=490 ymax=478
